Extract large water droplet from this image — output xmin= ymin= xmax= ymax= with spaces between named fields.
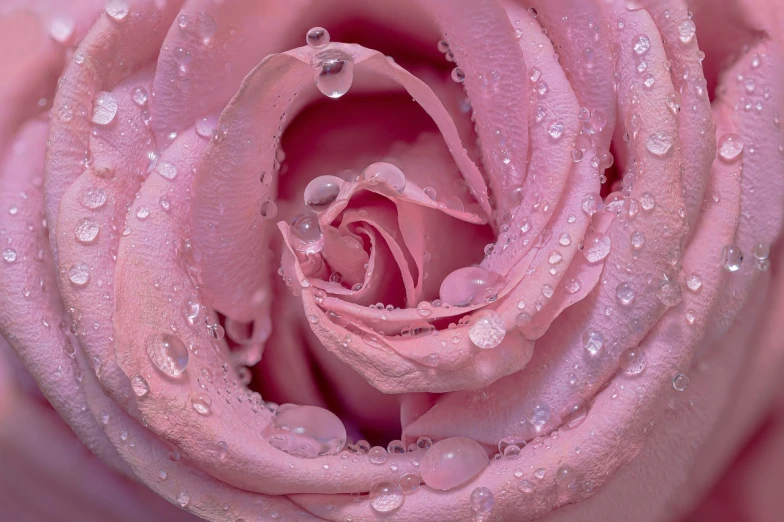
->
xmin=717 ymin=133 xmax=743 ymax=163
xmin=92 ymin=92 xmax=118 ymax=126
xmin=191 ymin=393 xmax=212 ymax=415
xmin=656 ymin=278 xmax=683 ymax=307
xmin=583 ymin=234 xmax=612 ymax=263
xmin=80 ymin=187 xmax=108 ymax=209
xmin=262 ymin=404 xmax=346 ymax=458
xmin=290 ymin=213 xmax=324 ymax=254
xmin=619 ymin=347 xmax=646 ymax=375
xmin=68 ymin=263 xmax=91 ymax=286
xmin=677 ymin=19 xmax=696 ymax=44
xmin=3 ymin=248 xmax=18 ymax=263
xmin=439 ymin=267 xmax=505 ymax=306
xmin=314 ymin=50 xmax=354 ymax=99
xmin=672 ymin=373 xmax=689 ymax=391
xmin=468 ymin=311 xmax=506 ymax=349
xmin=722 ymin=244 xmax=743 ymax=272
xmin=146 ymin=333 xmax=189 ymax=377
xmin=74 ymin=218 xmax=100 ymax=244
xmin=420 ymin=437 xmax=489 ymax=491
xmin=105 ymin=0 xmax=129 ymax=21
xmin=306 ymin=27 xmax=330 ymax=49
xmin=304 ymin=175 xmax=343 ymax=210
xmin=370 ymin=481 xmax=404 ymax=513
xmin=362 ymin=162 xmax=407 ymax=194
xmin=645 ymin=131 xmax=673 ymax=157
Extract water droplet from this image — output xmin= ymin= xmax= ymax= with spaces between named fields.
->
xmin=156 ymin=161 xmax=178 ymax=180
xmin=439 ymin=267 xmax=505 ymax=306
xmin=92 ymin=92 xmax=118 ymax=125
xmin=260 ymin=200 xmax=278 ymax=219
xmin=582 ymin=329 xmax=604 ymax=356
xmin=74 ymin=218 xmax=100 ymax=244
xmin=616 ymin=282 xmax=635 ymax=305
xmin=132 ymin=87 xmax=149 ymax=106
xmin=583 ymin=234 xmax=612 ymax=263
xmin=174 ymin=47 xmax=192 ymax=73
xmin=191 ymin=393 xmax=212 ymax=415
xmin=529 ymin=403 xmax=550 ymax=429
xmin=304 ymin=175 xmax=343 ymax=210
xmin=290 ymin=213 xmax=324 ymax=254
xmin=146 ymin=333 xmax=189 ymax=377
xmin=420 ymin=437 xmax=489 ymax=491
xmin=645 ymin=131 xmax=673 ymax=157
xmin=369 ymin=446 xmax=388 ymax=465
xmin=581 ymin=194 xmax=602 ymax=215
xmin=722 ymin=244 xmax=743 ymax=272
xmin=470 ymin=487 xmax=495 ymax=515
xmin=136 ymin=206 xmax=150 ymax=220
xmin=48 ymin=17 xmax=75 ymax=43
xmin=369 ymin=481 xmax=404 ymax=513
xmin=3 ymin=248 xmax=18 ymax=263
xmin=630 ymin=231 xmax=645 ymax=250
xmin=548 ymin=121 xmax=565 ymax=139
xmin=632 ymin=34 xmax=651 ymax=55
xmin=262 ymin=404 xmax=346 ymax=458
xmin=672 ymin=373 xmax=689 ymax=391
xmin=131 ymin=374 xmax=150 ymax=397
xmin=194 ymin=13 xmax=216 ymax=44
xmin=362 ymin=162 xmax=407 ymax=194
xmin=306 ymin=27 xmax=330 ymax=49
xmin=469 ymin=311 xmax=506 ymax=349
xmin=105 ymin=0 xmax=129 ymax=21
xmin=451 ymin=67 xmax=466 ymax=83
xmin=314 ymin=50 xmax=354 ymax=99
xmin=643 ymin=74 xmax=656 ymax=89
xmin=519 ymin=479 xmax=535 ymax=493
xmin=68 ymin=263 xmax=90 ymax=286
xmin=686 ymin=273 xmax=702 ymax=292
xmin=619 ymin=347 xmax=646 ymax=375
xmin=677 ymin=19 xmax=696 ymax=43
xmin=555 ymin=465 xmax=577 ymax=488
xmin=177 ymin=492 xmax=190 ymax=507
xmin=717 ymin=133 xmax=743 ymax=163
xmin=656 ymin=278 xmax=683 ymax=307
xmin=399 ymin=473 xmax=420 ymax=494
xmin=640 ymin=192 xmax=656 ymax=211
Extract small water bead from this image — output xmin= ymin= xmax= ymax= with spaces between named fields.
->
xmin=306 ymin=27 xmax=330 ymax=49
xmin=619 ymin=347 xmax=646 ymax=375
xmin=362 ymin=162 xmax=407 ymax=194
xmin=583 ymin=234 xmax=612 ymax=263
xmin=451 ymin=67 xmax=466 ymax=83
xmin=519 ymin=480 xmax=535 ymax=493
xmin=159 ymin=196 xmax=171 ymax=211
xmin=131 ymin=374 xmax=150 ymax=397
xmin=388 ymin=440 xmax=406 ymax=454
xmin=105 ymin=0 xmax=129 ymax=21
xmin=630 ymin=231 xmax=645 ymax=250
xmin=132 ymin=87 xmax=149 ymax=106
xmin=640 ymin=192 xmax=656 ymax=211
xmin=722 ymin=244 xmax=743 ymax=272
xmin=191 ymin=393 xmax=212 ymax=415
xmin=529 ymin=403 xmax=550 ymax=429
xmin=417 ymin=436 xmax=433 ymax=450
xmin=470 ymin=487 xmax=495 ymax=515
xmin=616 ymin=282 xmax=635 ymax=305
xmin=677 ymin=19 xmax=696 ymax=44
xmin=559 ymin=233 xmax=572 ymax=246
xmin=645 ymin=131 xmax=674 ymax=157
xmin=92 ymin=92 xmax=118 ymax=125
xmin=313 ymin=49 xmax=354 ymax=99
xmin=68 ymin=263 xmax=91 ymax=286
xmin=399 ymin=473 xmax=420 ymax=494
xmin=582 ymin=329 xmax=604 ymax=356
xmin=146 ymin=333 xmax=189 ymax=377
xmin=49 ymin=17 xmax=75 ymax=43
xmin=672 ymin=373 xmax=690 ymax=392
xmin=260 ymin=199 xmax=278 ymax=219
xmin=555 ymin=466 xmax=577 ymax=488
xmin=468 ymin=311 xmax=506 ymax=349
xmin=304 ymin=175 xmax=344 ymax=210
xmin=177 ymin=493 xmax=190 ymax=508
xmin=156 ymin=161 xmax=178 ymax=180
xmin=717 ymin=133 xmax=744 ymax=163
xmin=207 ymin=323 xmax=225 ymax=341
xmin=643 ymin=74 xmax=656 ymax=89
xmin=439 ymin=266 xmax=505 ymax=306
xmin=581 ymin=194 xmax=602 ymax=215
xmin=74 ymin=218 xmax=100 ymax=244
xmin=533 ymin=468 xmax=546 ymax=480
xmin=656 ymin=279 xmax=683 ymax=307
xmin=423 ymin=186 xmax=437 ymax=200
xmin=174 ymin=47 xmax=192 ymax=73
xmin=420 ymin=437 xmax=490 ymax=491
xmin=369 ymin=481 xmax=404 ymax=513
xmin=632 ymin=34 xmax=651 ymax=55
xmin=289 ymin=214 xmax=324 ymax=254
xmin=548 ymin=121 xmax=565 ymax=140
xmin=686 ymin=273 xmax=703 ymax=292
xmin=195 ymin=117 xmax=217 ymax=138
xmin=368 ymin=446 xmax=388 ymax=464
xmin=262 ymin=404 xmax=346 ymax=458
xmin=136 ymin=206 xmax=150 ymax=220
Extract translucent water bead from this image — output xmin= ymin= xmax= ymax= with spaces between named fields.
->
xmin=304 ymin=175 xmax=344 ymax=210
xmin=439 ymin=266 xmax=505 ymax=307
xmin=362 ymin=162 xmax=407 ymax=194
xmin=262 ymin=404 xmax=346 ymax=458
xmin=420 ymin=437 xmax=490 ymax=490
xmin=290 ymin=214 xmax=324 ymax=254
xmin=313 ymin=49 xmax=354 ymax=99
xmin=145 ymin=333 xmax=189 ymax=377
xmin=306 ymin=27 xmax=330 ymax=49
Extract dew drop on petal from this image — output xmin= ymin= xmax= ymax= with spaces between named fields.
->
xmin=468 ymin=311 xmax=506 ymax=349
xmin=48 ymin=17 xmax=75 ymax=43
xmin=74 ymin=218 xmax=100 ymax=244
xmin=362 ymin=162 xmax=407 ymax=194
xmin=672 ymin=373 xmax=690 ymax=391
xmin=132 ymin=87 xmax=149 ymax=106
xmin=581 ymin=329 xmax=604 ymax=356
xmin=399 ymin=473 xmax=420 ymax=494
xmin=156 ymin=161 xmax=178 ymax=180
xmin=260 ymin=199 xmax=278 ymax=219
xmin=583 ymin=234 xmax=612 ymax=263
xmin=306 ymin=27 xmax=330 ymax=49
xmin=439 ymin=267 xmax=505 ymax=306
xmin=420 ymin=437 xmax=490 ymax=491
xmin=451 ymin=67 xmax=466 ymax=83
xmin=304 ymin=175 xmax=343 ymax=210
xmin=145 ymin=333 xmax=189 ymax=377
xmin=177 ymin=493 xmax=189 ymax=507
xmin=262 ymin=404 xmax=347 ymax=458
xmin=369 ymin=481 xmax=404 ymax=513
xmin=717 ymin=133 xmax=743 ymax=163
xmin=470 ymin=487 xmax=495 ymax=515
xmin=615 ymin=282 xmax=635 ymax=305
xmin=632 ymin=34 xmax=651 ymax=55
xmin=686 ymin=273 xmax=703 ymax=292
xmin=645 ymin=131 xmax=673 ymax=157
xmin=619 ymin=347 xmax=646 ymax=375
xmin=290 ymin=214 xmax=324 ymax=254
xmin=677 ymin=19 xmax=696 ymax=44
xmin=314 ymin=50 xmax=354 ymax=99
xmin=722 ymin=244 xmax=743 ymax=272
xmin=131 ymin=374 xmax=150 ymax=397
xmin=92 ymin=91 xmax=118 ymax=125
xmin=548 ymin=121 xmax=565 ymax=139
xmin=68 ymin=263 xmax=90 ymax=286
xmin=191 ymin=393 xmax=212 ymax=415
xmin=105 ymin=0 xmax=129 ymax=21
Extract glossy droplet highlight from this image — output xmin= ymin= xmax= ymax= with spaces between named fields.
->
xmin=80 ymin=188 xmax=108 ymax=209
xmin=2 ymin=248 xmax=17 ymax=263
xmin=722 ymin=244 xmax=743 ymax=272
xmin=156 ymin=161 xmax=178 ymax=180
xmin=262 ymin=404 xmax=346 ymax=458
xmin=439 ymin=267 xmax=505 ymax=306
xmin=620 ymin=347 xmax=646 ymax=375
xmin=260 ymin=200 xmax=278 ymax=219
xmin=370 ymin=482 xmax=404 ymax=513
xmin=290 ymin=214 xmax=324 ymax=254
xmin=632 ymin=34 xmax=651 ymax=55
xmin=314 ymin=50 xmax=354 ymax=99
xmin=672 ymin=373 xmax=690 ymax=391
xmin=717 ymin=133 xmax=743 ymax=163
xmin=645 ymin=131 xmax=673 ymax=157
xmin=304 ymin=175 xmax=343 ymax=210
xmin=470 ymin=487 xmax=495 ymax=515
xmin=583 ymin=234 xmax=612 ymax=263
xmin=191 ymin=393 xmax=212 ymax=415
xmin=616 ymin=282 xmax=635 ymax=305
xmin=105 ymin=0 xmax=129 ymax=21
xmin=306 ymin=27 xmax=330 ymax=49
xmin=92 ymin=92 xmax=118 ymax=125
xmin=420 ymin=437 xmax=490 ymax=491
xmin=146 ymin=333 xmax=189 ymax=377
xmin=68 ymin=263 xmax=90 ymax=286
xmin=677 ymin=19 xmax=696 ymax=44
xmin=582 ymin=329 xmax=604 ymax=356
xmin=131 ymin=374 xmax=150 ymax=397
xmin=469 ymin=311 xmax=506 ymax=349
xmin=74 ymin=218 xmax=100 ymax=244
xmin=363 ymin=162 xmax=406 ymax=194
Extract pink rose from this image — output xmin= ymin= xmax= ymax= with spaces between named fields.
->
xmin=1 ymin=0 xmax=783 ymax=521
